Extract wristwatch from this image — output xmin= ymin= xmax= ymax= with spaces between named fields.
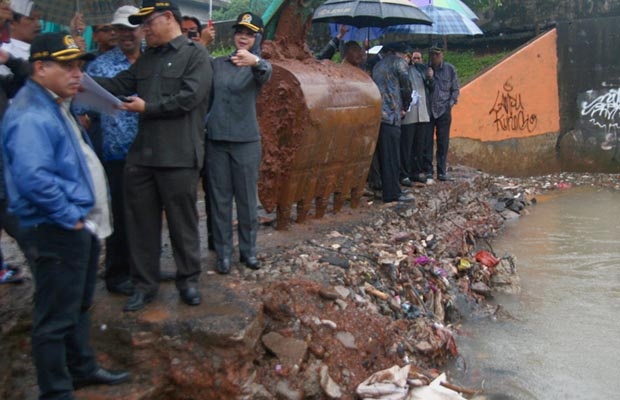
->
xmin=254 ymin=55 xmax=260 ymax=66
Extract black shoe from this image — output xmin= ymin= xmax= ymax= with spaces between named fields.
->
xmin=438 ymin=174 xmax=453 ymax=181
xmin=240 ymin=255 xmax=260 ymax=270
xmin=384 ymin=194 xmax=415 ymax=204
xmin=400 ymin=177 xmax=413 ymax=187
xmin=106 ymin=280 xmax=135 ymax=296
xmin=179 ymin=287 xmax=202 ymax=306
xmin=123 ymin=291 xmax=155 ymax=312
xmin=216 ymin=258 xmax=231 ymax=275
xmin=73 ymin=367 xmax=130 ymax=389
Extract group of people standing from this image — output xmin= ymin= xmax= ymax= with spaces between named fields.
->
xmin=368 ymin=41 xmax=460 ymax=203
xmin=0 ymin=0 xmax=271 ymax=398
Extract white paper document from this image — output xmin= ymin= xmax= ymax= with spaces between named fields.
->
xmin=73 ymin=73 xmax=122 ymax=115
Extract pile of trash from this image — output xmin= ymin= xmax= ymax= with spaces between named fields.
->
xmin=238 ymin=167 xmax=530 ymax=398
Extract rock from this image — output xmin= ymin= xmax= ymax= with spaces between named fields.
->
xmin=308 ymin=342 xmax=326 ymax=359
xmin=471 ymin=282 xmax=492 ymax=296
xmin=318 ymin=287 xmax=339 ymax=300
xmin=246 ymin=382 xmax=276 ymax=400
xmin=262 ymin=332 xmax=308 ymax=370
xmin=320 ymin=365 xmax=343 ymax=399
xmin=335 ymin=331 xmax=357 ymax=349
xmin=335 ymin=299 xmax=348 ymax=310
xmin=333 ymin=285 xmax=350 ymax=299
xmin=275 ymin=380 xmax=303 ymax=400
xmin=302 ymin=361 xmax=324 ymax=398
xmin=318 ymin=255 xmax=350 ymax=269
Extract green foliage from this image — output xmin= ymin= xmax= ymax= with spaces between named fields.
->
xmin=465 ymin=0 xmax=503 ymax=8
xmin=445 ymin=49 xmax=509 ymax=84
xmin=212 ymin=0 xmax=272 ymax=21
xmin=210 ymin=45 xmax=237 ymax=57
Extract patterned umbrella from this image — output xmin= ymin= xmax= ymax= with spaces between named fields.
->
xmin=37 ymin=0 xmax=216 ymax=27
xmin=385 ymin=5 xmax=482 ymax=35
xmin=36 ymin=0 xmax=139 ymax=26
xmin=329 ymin=24 xmax=385 ymax=41
xmin=313 ymin=0 xmax=432 ymax=29
xmin=411 ymin=0 xmax=478 ymax=20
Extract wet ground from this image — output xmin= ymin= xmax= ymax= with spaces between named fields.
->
xmin=1 ymin=168 xmax=619 ymax=399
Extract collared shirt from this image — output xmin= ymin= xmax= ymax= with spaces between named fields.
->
xmin=430 ymin=61 xmax=459 ymax=119
xmin=0 ymin=39 xmax=30 ymax=76
xmin=372 ymin=54 xmax=413 ymax=126
xmin=207 ymin=55 xmax=272 ymax=142
xmin=84 ymin=46 xmax=139 ymax=161
xmin=55 ymin=93 xmax=112 ymax=239
xmin=403 ymin=64 xmax=431 ymax=124
xmin=95 ymin=35 xmax=212 ymax=168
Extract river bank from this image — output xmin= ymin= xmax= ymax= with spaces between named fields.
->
xmin=1 ymin=168 xmax=618 ymax=399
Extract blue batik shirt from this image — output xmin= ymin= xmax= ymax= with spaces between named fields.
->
xmin=82 ymin=46 xmax=138 ymax=161
xmin=372 ymin=54 xmax=413 ymax=127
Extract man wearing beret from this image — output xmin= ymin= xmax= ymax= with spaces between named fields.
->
xmin=94 ymin=0 xmax=212 ymax=311
xmin=427 ymin=45 xmax=459 ymax=181
xmin=2 ymin=32 xmax=129 ymax=400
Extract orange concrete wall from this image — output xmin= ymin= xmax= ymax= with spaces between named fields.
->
xmin=451 ymin=29 xmax=560 ymax=141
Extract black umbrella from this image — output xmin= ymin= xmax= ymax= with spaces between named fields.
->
xmin=312 ymin=0 xmax=432 ymax=28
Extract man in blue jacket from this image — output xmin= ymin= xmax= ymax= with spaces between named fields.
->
xmin=2 ymin=32 xmax=129 ymax=399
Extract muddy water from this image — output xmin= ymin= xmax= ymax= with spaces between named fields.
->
xmin=451 ymin=187 xmax=620 ymax=400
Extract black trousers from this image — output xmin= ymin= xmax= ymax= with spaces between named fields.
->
xmin=200 ymin=164 xmax=213 ymax=248
xmin=124 ymin=165 xmax=201 ymax=294
xmin=376 ymin=123 xmax=402 ymax=202
xmin=103 ymin=160 xmax=130 ymax=286
xmin=206 ymin=140 xmax=260 ymax=261
xmin=429 ymin=109 xmax=452 ymax=177
xmin=400 ymin=122 xmax=431 ymax=180
xmin=25 ymin=224 xmax=99 ymax=400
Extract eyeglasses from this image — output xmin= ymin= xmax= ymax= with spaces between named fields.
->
xmin=141 ymin=12 xmax=166 ymax=28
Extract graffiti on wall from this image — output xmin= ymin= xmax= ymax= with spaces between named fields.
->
xmin=579 ymin=88 xmax=620 ymax=153
xmin=489 ymin=78 xmax=538 ymax=133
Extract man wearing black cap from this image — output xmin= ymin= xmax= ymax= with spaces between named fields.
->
xmin=427 ymin=45 xmax=459 ymax=181
xmin=94 ymin=0 xmax=212 ymax=311
xmin=2 ymin=32 xmax=129 ymax=400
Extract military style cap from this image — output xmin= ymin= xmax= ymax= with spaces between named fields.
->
xmin=232 ymin=12 xmax=264 ymax=33
xmin=128 ymin=0 xmax=181 ymax=25
xmin=429 ymin=44 xmax=444 ymax=53
xmin=29 ymin=33 xmax=95 ymax=62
